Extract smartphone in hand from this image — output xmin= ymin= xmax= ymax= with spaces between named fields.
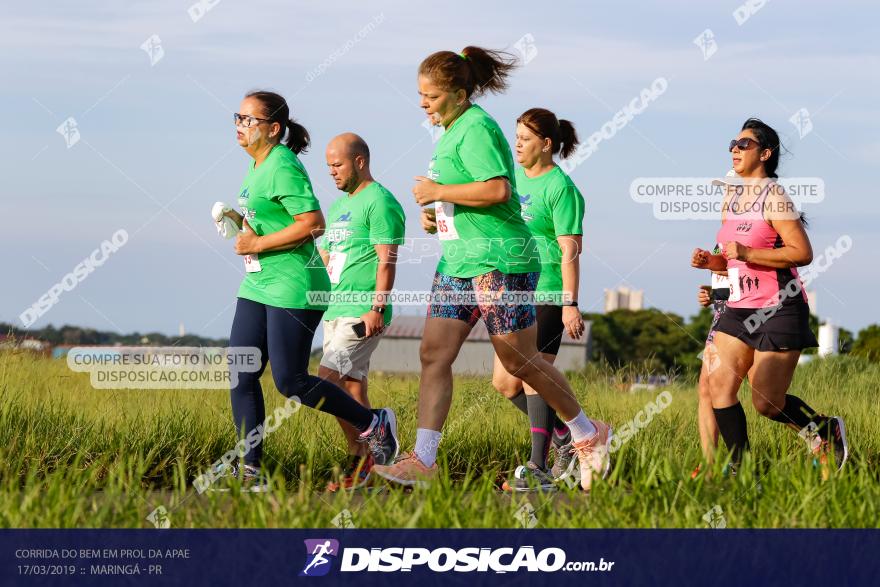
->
xmin=351 ymin=321 xmax=367 ymax=338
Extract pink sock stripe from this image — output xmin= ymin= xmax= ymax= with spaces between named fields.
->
xmin=554 ymin=426 xmax=569 ymax=437
xmin=530 ymin=427 xmax=550 ymax=438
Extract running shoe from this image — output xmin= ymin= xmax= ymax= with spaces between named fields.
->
xmin=502 ymin=462 xmax=557 ymax=493
xmin=824 ymin=416 xmax=849 ymax=471
xmin=801 ymin=420 xmax=828 ymax=476
xmin=551 ymin=440 xmax=580 ymax=485
xmin=571 ymin=420 xmax=613 ymax=492
xmin=358 ymin=408 xmax=399 ymax=466
xmin=239 ymin=464 xmax=271 ymax=493
xmin=204 ymin=462 xmax=269 ymax=492
xmin=721 ymin=462 xmax=737 ymax=478
xmin=326 ymin=454 xmax=374 ymax=492
xmin=372 ymin=451 xmax=438 ymax=488
xmin=811 ymin=416 xmax=849 ymax=476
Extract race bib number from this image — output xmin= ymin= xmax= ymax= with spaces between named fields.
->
xmin=435 ymin=201 xmax=459 ymax=241
xmin=711 ymin=272 xmax=730 ymax=290
xmin=244 ymin=254 xmax=262 ymax=273
xmin=327 ymin=251 xmax=347 ymax=284
xmin=727 ymin=267 xmax=741 ymax=302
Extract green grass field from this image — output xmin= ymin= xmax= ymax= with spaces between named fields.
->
xmin=1 ymin=352 xmax=877 ymax=528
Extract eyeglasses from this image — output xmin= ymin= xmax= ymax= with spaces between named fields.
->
xmin=728 ymin=138 xmax=760 ymax=152
xmin=233 ymin=113 xmax=271 ymax=128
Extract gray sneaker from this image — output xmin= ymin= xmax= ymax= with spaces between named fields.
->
xmin=358 ymin=408 xmax=399 ymax=466
xmin=239 ymin=464 xmax=271 ymax=493
xmin=207 ymin=463 xmax=270 ymax=493
xmin=551 ymin=440 xmax=581 ymax=486
xmin=502 ymin=462 xmax=557 ymax=493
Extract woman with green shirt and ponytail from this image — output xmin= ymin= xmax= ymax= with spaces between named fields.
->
xmin=496 ymin=108 xmax=587 ymax=492
xmin=372 ymin=48 xmax=612 ymax=492
xmin=211 ymin=91 xmax=399 ymax=491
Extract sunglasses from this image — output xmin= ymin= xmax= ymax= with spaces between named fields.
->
xmin=233 ymin=113 xmax=271 ymax=128
xmin=728 ymin=137 xmax=760 ymax=152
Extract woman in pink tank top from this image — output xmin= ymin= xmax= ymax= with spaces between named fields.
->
xmin=690 ymin=118 xmax=847 ymax=476
xmin=717 ymin=182 xmax=809 ymax=309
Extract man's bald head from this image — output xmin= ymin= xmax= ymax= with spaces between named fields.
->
xmin=326 ymin=133 xmax=373 ymax=194
xmin=328 ymin=132 xmax=370 ymax=164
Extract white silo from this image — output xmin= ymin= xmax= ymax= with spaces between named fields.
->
xmin=818 ymin=321 xmax=839 ymax=357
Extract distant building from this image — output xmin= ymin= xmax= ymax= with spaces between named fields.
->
xmin=629 ymin=374 xmax=673 ymax=393
xmin=604 ymin=286 xmax=644 ymax=312
xmin=368 ymin=316 xmax=591 ymax=375
xmin=818 ymin=321 xmax=839 ymax=357
xmin=0 ymin=335 xmax=50 ymax=357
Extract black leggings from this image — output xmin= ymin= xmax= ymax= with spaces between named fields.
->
xmin=228 ymin=297 xmax=374 ymax=466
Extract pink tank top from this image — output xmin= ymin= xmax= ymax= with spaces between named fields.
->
xmin=716 ymin=182 xmax=808 ymax=309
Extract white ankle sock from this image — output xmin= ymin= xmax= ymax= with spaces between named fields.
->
xmin=566 ymin=412 xmax=597 ymax=442
xmin=414 ymin=428 xmax=442 ymax=467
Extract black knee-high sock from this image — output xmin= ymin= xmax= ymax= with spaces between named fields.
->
xmin=768 ymin=394 xmax=817 ymax=430
xmin=511 ymin=390 xmax=569 ymax=450
xmin=527 ymin=394 xmax=555 ymax=469
xmin=508 ymin=389 xmax=529 ymax=416
xmin=713 ymin=403 xmax=750 ymax=464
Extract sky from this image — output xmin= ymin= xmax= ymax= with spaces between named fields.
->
xmin=3 ymin=0 xmax=878 ymax=342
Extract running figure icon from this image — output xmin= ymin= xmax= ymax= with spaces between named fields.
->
xmin=302 ymin=541 xmax=335 ymax=575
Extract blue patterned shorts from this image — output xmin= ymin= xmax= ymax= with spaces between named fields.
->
xmin=428 ymin=270 xmax=538 ymax=335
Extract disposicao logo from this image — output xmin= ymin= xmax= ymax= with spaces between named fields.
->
xmin=300 ymin=539 xmax=339 ymax=577
xmin=299 ymin=542 xmax=608 ymax=575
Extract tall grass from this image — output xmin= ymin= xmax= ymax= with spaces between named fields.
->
xmin=0 ymin=352 xmax=877 ymax=528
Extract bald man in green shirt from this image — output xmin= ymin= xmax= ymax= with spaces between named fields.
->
xmin=318 ymin=133 xmax=406 ymax=491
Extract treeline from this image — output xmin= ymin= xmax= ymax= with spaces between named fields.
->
xmin=1 ymin=322 xmax=229 ymax=348
xmin=5 ymin=312 xmax=879 ymax=371
xmin=584 ymin=308 xmax=880 ymax=374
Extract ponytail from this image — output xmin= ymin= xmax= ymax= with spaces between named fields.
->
xmin=245 ymin=90 xmax=310 ymax=154
xmin=285 ymin=118 xmax=310 ymax=154
xmin=799 ymin=212 xmax=809 ymax=228
xmin=557 ymin=119 xmax=579 ymax=159
xmin=418 ymin=46 xmax=517 ymax=99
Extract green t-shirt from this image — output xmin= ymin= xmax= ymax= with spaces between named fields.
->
xmin=428 ymin=104 xmax=540 ymax=278
xmin=319 ymin=182 xmax=406 ymax=325
xmin=515 ymin=165 xmax=585 ymax=304
xmin=236 ymin=144 xmax=330 ymax=310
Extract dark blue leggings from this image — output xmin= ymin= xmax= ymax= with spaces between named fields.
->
xmin=228 ymin=297 xmax=374 ymax=466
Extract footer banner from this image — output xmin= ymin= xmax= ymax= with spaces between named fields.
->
xmin=1 ymin=529 xmax=876 ymax=585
